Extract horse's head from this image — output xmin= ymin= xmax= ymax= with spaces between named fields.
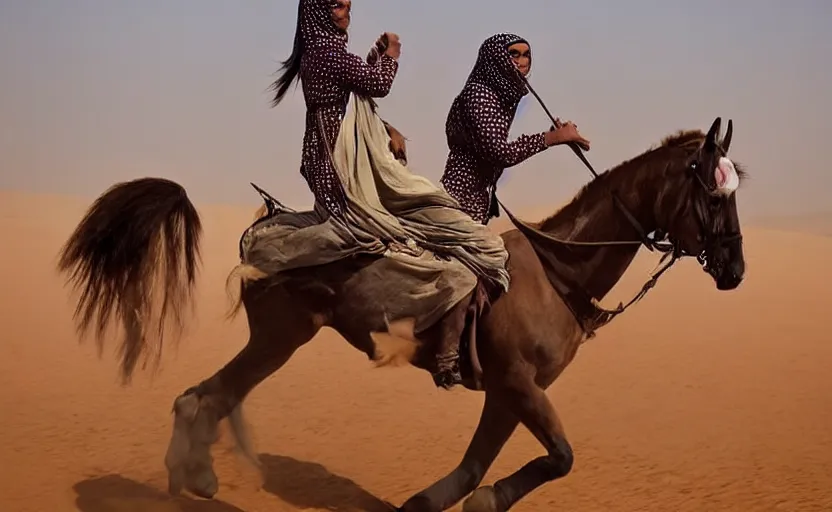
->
xmin=656 ymin=117 xmax=746 ymax=291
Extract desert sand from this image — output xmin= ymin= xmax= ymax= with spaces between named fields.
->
xmin=1 ymin=190 xmax=831 ymax=512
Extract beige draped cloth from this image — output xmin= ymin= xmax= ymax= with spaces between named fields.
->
xmin=238 ymin=95 xmax=510 ymax=332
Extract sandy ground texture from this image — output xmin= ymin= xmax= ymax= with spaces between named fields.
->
xmin=2 ymin=191 xmax=831 ymax=512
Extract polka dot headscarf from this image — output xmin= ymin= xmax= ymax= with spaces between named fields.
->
xmin=466 ymin=33 xmax=531 ymax=106
xmin=297 ymin=0 xmax=347 ymax=50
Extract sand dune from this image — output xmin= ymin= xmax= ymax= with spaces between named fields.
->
xmin=2 ymin=191 xmax=831 ymax=512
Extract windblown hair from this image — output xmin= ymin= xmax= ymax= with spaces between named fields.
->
xmin=269 ymin=2 xmax=304 ymax=107
xmin=56 ymin=177 xmax=203 ymax=383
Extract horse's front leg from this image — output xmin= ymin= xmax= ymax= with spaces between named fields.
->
xmin=395 ymin=392 xmax=519 ymax=512
xmin=462 ymin=377 xmax=573 ymax=512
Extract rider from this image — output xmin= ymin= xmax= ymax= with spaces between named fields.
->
xmin=430 ymin=33 xmax=592 ymax=389
xmin=440 ymin=33 xmax=591 ymax=224
xmin=269 ymin=0 xmax=403 ymax=217
xmin=270 ymin=0 xmax=467 ymax=390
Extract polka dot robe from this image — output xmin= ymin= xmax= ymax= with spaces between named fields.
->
xmin=440 ymin=33 xmax=548 ymax=224
xmin=296 ymin=0 xmax=399 ymax=216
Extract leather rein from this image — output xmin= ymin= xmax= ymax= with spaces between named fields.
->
xmin=515 ymin=74 xmax=742 ymax=335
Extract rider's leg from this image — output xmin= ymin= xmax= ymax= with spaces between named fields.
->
xmin=431 ymin=291 xmax=475 ymax=389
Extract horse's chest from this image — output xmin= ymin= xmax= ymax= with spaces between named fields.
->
xmin=529 ymin=322 xmax=583 ymax=381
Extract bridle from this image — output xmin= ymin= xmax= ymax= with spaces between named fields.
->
xmin=514 ymin=73 xmax=742 ymax=337
xmin=686 ymin=157 xmax=744 ymax=279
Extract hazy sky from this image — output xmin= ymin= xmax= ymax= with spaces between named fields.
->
xmin=1 ymin=0 xmax=829 ymax=218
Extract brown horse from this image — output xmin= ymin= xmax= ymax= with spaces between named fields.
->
xmin=57 ymin=116 xmax=746 ymax=512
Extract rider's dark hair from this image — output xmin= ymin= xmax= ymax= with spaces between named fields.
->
xmin=269 ymin=2 xmax=304 ymax=108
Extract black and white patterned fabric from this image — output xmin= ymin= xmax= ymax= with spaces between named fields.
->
xmin=295 ymin=0 xmax=399 ymax=216
xmin=440 ymin=33 xmax=547 ymax=224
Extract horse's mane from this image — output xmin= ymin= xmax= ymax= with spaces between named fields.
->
xmin=538 ymin=129 xmax=747 ymax=229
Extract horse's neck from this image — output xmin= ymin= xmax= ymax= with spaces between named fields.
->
xmin=541 ymin=168 xmax=661 ymax=301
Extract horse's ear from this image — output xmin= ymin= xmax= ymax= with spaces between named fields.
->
xmin=705 ymin=117 xmax=722 ymax=148
xmin=721 ymin=119 xmax=733 ymax=153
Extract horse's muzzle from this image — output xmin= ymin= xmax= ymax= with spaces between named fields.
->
xmin=716 ymin=270 xmax=743 ymax=290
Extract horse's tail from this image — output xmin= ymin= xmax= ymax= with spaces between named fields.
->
xmin=57 ymin=177 xmax=203 ymax=384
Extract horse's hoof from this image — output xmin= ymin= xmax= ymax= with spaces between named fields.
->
xmin=186 ymin=481 xmax=218 ymax=500
xmin=185 ymin=465 xmax=219 ymax=499
xmin=462 ymin=486 xmax=502 ymax=512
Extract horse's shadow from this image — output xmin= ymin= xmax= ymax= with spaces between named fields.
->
xmin=259 ymin=453 xmax=394 ymax=512
xmin=73 ymin=474 xmax=243 ymax=512
xmin=72 ymin=456 xmax=394 ymax=512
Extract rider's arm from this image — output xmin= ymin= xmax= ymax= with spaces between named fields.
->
xmin=327 ymin=48 xmax=399 ymax=98
xmin=464 ymin=85 xmax=547 ymax=169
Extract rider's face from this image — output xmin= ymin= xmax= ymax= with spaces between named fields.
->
xmin=332 ymin=0 xmax=351 ymax=32
xmin=507 ymin=42 xmax=531 ymax=76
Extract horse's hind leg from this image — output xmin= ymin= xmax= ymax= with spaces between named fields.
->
xmin=396 ymin=392 xmax=519 ymax=512
xmin=164 ymin=283 xmax=322 ymax=499
xmin=462 ymin=380 xmax=573 ymax=512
